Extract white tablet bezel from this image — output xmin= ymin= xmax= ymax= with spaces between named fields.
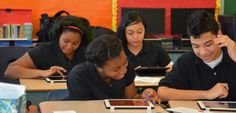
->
xmin=44 ymin=76 xmax=67 ymax=83
xmin=197 ymin=101 xmax=236 ymax=111
xmin=104 ymin=99 xmax=154 ymax=109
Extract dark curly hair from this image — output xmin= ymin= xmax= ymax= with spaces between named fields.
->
xmin=86 ymin=34 xmax=122 ymax=67
xmin=49 ymin=15 xmax=94 ymax=47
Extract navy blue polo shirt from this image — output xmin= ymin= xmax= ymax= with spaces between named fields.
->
xmin=67 ymin=61 xmax=135 ymax=100
xmin=158 ymin=48 xmax=236 ymax=100
xmin=28 ymin=42 xmax=86 ymax=72
xmin=124 ymin=41 xmax=171 ymax=69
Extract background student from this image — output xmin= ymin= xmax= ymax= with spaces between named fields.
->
xmin=117 ymin=11 xmax=173 ymax=72
xmin=67 ymin=34 xmax=158 ymax=101
xmin=157 ymin=10 xmax=236 ymax=101
xmin=4 ymin=15 xmax=93 ymax=79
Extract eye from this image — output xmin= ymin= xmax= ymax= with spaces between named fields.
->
xmin=205 ymin=42 xmax=212 ymax=47
xmin=192 ymin=45 xmax=199 ymax=49
xmin=73 ymin=42 xmax=80 ymax=45
xmin=63 ymin=39 xmax=70 ymax=43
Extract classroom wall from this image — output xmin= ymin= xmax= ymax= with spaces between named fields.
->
xmin=224 ymin=0 xmax=236 ymax=15
xmin=0 ymin=0 xmax=112 ymax=39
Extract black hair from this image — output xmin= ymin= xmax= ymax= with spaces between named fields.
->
xmin=49 ymin=15 xmax=93 ymax=47
xmin=86 ymin=34 xmax=123 ymax=67
xmin=187 ymin=10 xmax=219 ymax=38
xmin=91 ymin=26 xmax=116 ymax=38
xmin=117 ymin=11 xmax=147 ymax=47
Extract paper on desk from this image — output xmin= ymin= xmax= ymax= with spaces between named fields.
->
xmin=54 ymin=111 xmax=76 ymax=113
xmin=134 ymin=76 xmax=164 ymax=84
xmin=0 ymin=82 xmax=25 ymax=99
xmin=166 ymin=107 xmax=212 ymax=113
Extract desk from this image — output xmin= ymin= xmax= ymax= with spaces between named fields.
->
xmin=20 ymin=79 xmax=67 ymax=92
xmin=40 ymin=100 xmax=168 ymax=113
xmin=20 ymin=77 xmax=161 ymax=92
xmin=168 ymin=100 xmax=235 ymax=113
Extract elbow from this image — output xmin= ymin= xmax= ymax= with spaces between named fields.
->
xmin=4 ymin=65 xmax=19 ymax=80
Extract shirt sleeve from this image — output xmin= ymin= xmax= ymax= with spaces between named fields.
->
xmin=28 ymin=44 xmax=46 ymax=68
xmin=124 ymin=65 xmax=136 ymax=86
xmin=158 ymin=52 xmax=191 ymax=89
xmin=67 ymin=65 xmax=93 ymax=100
xmin=154 ymin=43 xmax=171 ymax=67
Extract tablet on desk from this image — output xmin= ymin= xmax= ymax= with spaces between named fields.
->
xmin=197 ymin=101 xmax=236 ymax=111
xmin=104 ymin=99 xmax=154 ymax=109
xmin=135 ymin=66 xmax=169 ymax=76
xmin=44 ymin=74 xmax=67 ymax=83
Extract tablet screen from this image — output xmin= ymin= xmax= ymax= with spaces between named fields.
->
xmin=202 ymin=101 xmax=236 ymax=108
xmin=47 ymin=76 xmax=67 ymax=80
xmin=109 ymin=100 xmax=148 ymax=106
xmin=198 ymin=101 xmax=236 ymax=111
xmin=135 ymin=66 xmax=169 ymax=76
xmin=104 ymin=99 xmax=154 ymax=109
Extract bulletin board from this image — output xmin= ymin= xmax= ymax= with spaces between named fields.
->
xmin=113 ymin=0 xmax=219 ymax=38
xmin=0 ymin=0 xmax=112 ymax=39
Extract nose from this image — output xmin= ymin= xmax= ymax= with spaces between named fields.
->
xmin=199 ymin=47 xmax=207 ymax=56
xmin=66 ymin=43 xmax=74 ymax=49
xmin=120 ymin=66 xmax=127 ymax=76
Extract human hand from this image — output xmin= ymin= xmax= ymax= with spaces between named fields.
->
xmin=206 ymin=83 xmax=229 ymax=100
xmin=142 ymin=88 xmax=160 ymax=105
xmin=42 ymin=66 xmax=67 ymax=77
xmin=215 ymin=35 xmax=236 ymax=62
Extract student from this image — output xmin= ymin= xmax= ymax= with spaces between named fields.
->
xmin=4 ymin=15 xmax=93 ymax=79
xmin=67 ymin=34 xmax=158 ymax=101
xmin=91 ymin=26 xmax=116 ymax=38
xmin=157 ymin=10 xmax=236 ymax=101
xmin=117 ymin=11 xmax=173 ymax=72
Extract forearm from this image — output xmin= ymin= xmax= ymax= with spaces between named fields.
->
xmin=4 ymin=64 xmax=45 ymax=79
xmin=229 ymin=43 xmax=236 ymax=62
xmin=157 ymin=87 xmax=208 ymax=101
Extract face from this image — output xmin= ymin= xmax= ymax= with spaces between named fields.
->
xmin=97 ymin=50 xmax=128 ymax=81
xmin=125 ymin=22 xmax=145 ymax=47
xmin=191 ymin=32 xmax=221 ymax=62
xmin=59 ymin=31 xmax=81 ymax=57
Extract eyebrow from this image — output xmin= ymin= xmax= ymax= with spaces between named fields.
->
xmin=191 ymin=40 xmax=213 ymax=46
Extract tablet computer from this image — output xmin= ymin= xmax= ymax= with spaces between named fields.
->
xmin=104 ymin=99 xmax=154 ymax=109
xmin=197 ymin=101 xmax=236 ymax=111
xmin=44 ymin=74 xmax=67 ymax=83
xmin=135 ymin=66 xmax=169 ymax=76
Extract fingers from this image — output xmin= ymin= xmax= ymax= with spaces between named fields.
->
xmin=50 ymin=66 xmax=67 ymax=76
xmin=215 ymin=35 xmax=234 ymax=48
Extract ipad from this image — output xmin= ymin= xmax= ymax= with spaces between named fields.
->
xmin=135 ymin=66 xmax=169 ymax=76
xmin=44 ymin=74 xmax=67 ymax=83
xmin=104 ymin=99 xmax=154 ymax=109
xmin=197 ymin=101 xmax=236 ymax=111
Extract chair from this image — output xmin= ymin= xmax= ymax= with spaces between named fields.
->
xmin=46 ymin=89 xmax=69 ymax=101
xmin=0 ymin=46 xmax=30 ymax=84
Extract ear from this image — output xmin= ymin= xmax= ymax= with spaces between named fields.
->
xmin=96 ymin=67 xmax=103 ymax=73
xmin=218 ymin=29 xmax=223 ymax=35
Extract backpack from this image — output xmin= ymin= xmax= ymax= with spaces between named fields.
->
xmin=36 ymin=10 xmax=70 ymax=42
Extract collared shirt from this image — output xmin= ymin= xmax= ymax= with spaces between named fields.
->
xmin=28 ymin=42 xmax=86 ymax=73
xmin=67 ymin=61 xmax=135 ymax=100
xmin=124 ymin=41 xmax=171 ymax=69
xmin=158 ymin=48 xmax=236 ymax=100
